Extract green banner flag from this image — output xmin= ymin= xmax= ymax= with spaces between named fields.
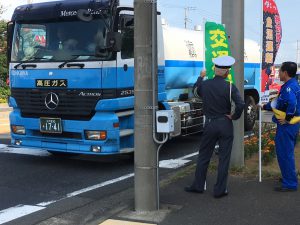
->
xmin=205 ymin=21 xmax=235 ymax=83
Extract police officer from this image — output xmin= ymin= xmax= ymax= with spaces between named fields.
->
xmin=185 ymin=55 xmax=245 ymax=198
xmin=261 ymin=61 xmax=300 ymax=192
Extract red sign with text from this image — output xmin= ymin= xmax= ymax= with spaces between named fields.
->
xmin=261 ymin=0 xmax=282 ymax=93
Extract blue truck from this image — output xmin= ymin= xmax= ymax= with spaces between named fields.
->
xmin=7 ymin=0 xmax=260 ymax=156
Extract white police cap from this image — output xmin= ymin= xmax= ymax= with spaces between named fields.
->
xmin=212 ymin=55 xmax=235 ymax=68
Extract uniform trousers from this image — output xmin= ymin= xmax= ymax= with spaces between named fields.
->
xmin=275 ymin=123 xmax=300 ymax=189
xmin=191 ymin=117 xmax=233 ymax=196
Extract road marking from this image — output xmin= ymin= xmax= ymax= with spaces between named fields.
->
xmin=0 ymin=173 xmax=135 ymax=224
xmin=0 ymin=133 xmax=255 ymax=224
xmin=0 ymin=205 xmax=45 ymax=224
xmin=159 ymin=159 xmax=191 ymax=169
xmin=66 ymin=173 xmax=134 ymax=198
xmin=36 ymin=173 xmax=134 ymax=206
xmin=100 ymin=219 xmax=156 ymax=225
xmin=178 ymin=152 xmax=199 ymax=160
xmin=0 ymin=146 xmax=195 ymax=224
xmin=36 ymin=200 xmax=57 ymax=207
xmin=0 ymin=145 xmax=50 ymax=157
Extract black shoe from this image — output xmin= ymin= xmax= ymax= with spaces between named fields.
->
xmin=184 ymin=186 xmax=203 ymax=193
xmin=214 ymin=191 xmax=228 ymax=198
xmin=274 ymin=187 xmax=297 ymax=192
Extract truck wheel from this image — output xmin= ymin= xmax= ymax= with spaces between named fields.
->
xmin=244 ymin=96 xmax=256 ymax=131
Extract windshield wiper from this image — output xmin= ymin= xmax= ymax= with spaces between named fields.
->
xmin=58 ymin=54 xmax=95 ymax=69
xmin=66 ymin=63 xmax=85 ymax=69
xmin=14 ymin=57 xmax=48 ymax=69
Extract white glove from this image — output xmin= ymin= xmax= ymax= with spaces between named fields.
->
xmin=257 ymin=103 xmax=264 ymax=109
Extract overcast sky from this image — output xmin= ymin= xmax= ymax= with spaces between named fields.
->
xmin=0 ymin=0 xmax=299 ymax=63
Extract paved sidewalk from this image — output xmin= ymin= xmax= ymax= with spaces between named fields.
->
xmin=159 ymin=171 xmax=300 ymax=225
xmin=0 ymin=103 xmax=8 ymax=107
xmin=27 ymin=165 xmax=300 ymax=225
xmin=0 ymin=103 xmax=11 ymax=112
xmin=0 ymin=103 xmax=10 ymax=137
xmin=2 ymin=155 xmax=299 ymax=225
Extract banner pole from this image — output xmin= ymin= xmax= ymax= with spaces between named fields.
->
xmin=203 ymin=18 xmax=206 ymax=70
xmin=259 ymin=0 xmax=264 ymax=183
xmin=202 ymin=18 xmax=206 ymax=191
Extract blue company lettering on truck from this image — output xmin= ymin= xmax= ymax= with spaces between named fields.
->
xmin=7 ymin=0 xmax=260 ymax=156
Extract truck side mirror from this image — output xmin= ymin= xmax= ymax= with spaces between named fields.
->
xmin=7 ymin=22 xmax=14 ymax=65
xmin=106 ymin=32 xmax=122 ymax=52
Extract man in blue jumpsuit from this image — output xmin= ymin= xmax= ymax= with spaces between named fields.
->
xmin=185 ymin=56 xmax=245 ymax=198
xmin=262 ymin=61 xmax=300 ymax=192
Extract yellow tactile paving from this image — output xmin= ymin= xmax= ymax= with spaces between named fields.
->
xmin=99 ymin=219 xmax=156 ymax=225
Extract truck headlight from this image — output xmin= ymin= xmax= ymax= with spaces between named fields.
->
xmin=85 ymin=131 xmax=107 ymax=140
xmin=11 ymin=125 xmax=26 ymax=135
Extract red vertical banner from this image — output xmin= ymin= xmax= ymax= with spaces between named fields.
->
xmin=261 ymin=0 xmax=282 ymax=93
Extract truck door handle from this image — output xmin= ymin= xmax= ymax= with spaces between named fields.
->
xmin=123 ymin=64 xmax=128 ymax=72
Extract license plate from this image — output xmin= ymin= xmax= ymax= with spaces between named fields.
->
xmin=40 ymin=118 xmax=62 ymax=133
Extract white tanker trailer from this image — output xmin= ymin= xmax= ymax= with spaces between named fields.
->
xmin=161 ymin=23 xmax=260 ymax=131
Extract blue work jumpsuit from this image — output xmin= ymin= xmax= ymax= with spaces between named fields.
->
xmin=264 ymin=78 xmax=300 ymax=189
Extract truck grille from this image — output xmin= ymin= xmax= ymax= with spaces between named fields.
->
xmin=11 ymin=88 xmax=113 ymax=120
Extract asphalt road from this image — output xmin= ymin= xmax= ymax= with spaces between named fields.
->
xmin=0 ymin=133 xmax=202 ymax=224
xmin=0 ymin=107 xmax=259 ymax=224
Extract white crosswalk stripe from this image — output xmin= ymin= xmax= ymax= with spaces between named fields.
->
xmin=0 ymin=144 xmax=50 ymax=156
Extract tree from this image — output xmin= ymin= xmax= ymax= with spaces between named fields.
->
xmin=0 ymin=3 xmax=8 ymax=88
xmin=0 ymin=3 xmax=9 ymax=103
xmin=0 ymin=4 xmax=4 ymax=16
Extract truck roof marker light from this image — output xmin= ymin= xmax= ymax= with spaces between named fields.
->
xmin=113 ymin=123 xmax=119 ymax=128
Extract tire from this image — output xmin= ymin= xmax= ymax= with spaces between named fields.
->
xmin=244 ymin=96 xmax=256 ymax=131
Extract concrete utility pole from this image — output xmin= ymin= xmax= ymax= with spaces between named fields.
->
xmin=134 ymin=0 xmax=158 ymax=211
xmin=222 ymin=0 xmax=245 ymax=167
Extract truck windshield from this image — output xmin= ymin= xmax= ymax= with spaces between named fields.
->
xmin=11 ymin=18 xmax=112 ymax=62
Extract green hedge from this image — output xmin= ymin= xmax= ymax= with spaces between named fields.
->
xmin=0 ymin=86 xmax=10 ymax=103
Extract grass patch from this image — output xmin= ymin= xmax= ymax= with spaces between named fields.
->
xmin=160 ymin=164 xmax=196 ymax=188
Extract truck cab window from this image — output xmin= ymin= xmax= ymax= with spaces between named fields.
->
xmin=119 ymin=15 xmax=134 ymax=59
xmin=12 ymin=24 xmax=46 ymax=61
xmin=11 ymin=19 xmax=112 ymax=62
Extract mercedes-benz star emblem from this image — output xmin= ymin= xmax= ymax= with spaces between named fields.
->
xmin=45 ymin=92 xmax=59 ymax=110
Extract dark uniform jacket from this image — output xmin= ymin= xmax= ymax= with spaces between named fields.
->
xmin=193 ymin=76 xmax=245 ymax=120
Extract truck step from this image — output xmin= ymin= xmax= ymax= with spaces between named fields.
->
xmin=116 ymin=110 xmax=134 ymax=118
xmin=120 ymin=129 xmax=134 ymax=137
xmin=120 ymin=148 xmax=134 ymax=154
